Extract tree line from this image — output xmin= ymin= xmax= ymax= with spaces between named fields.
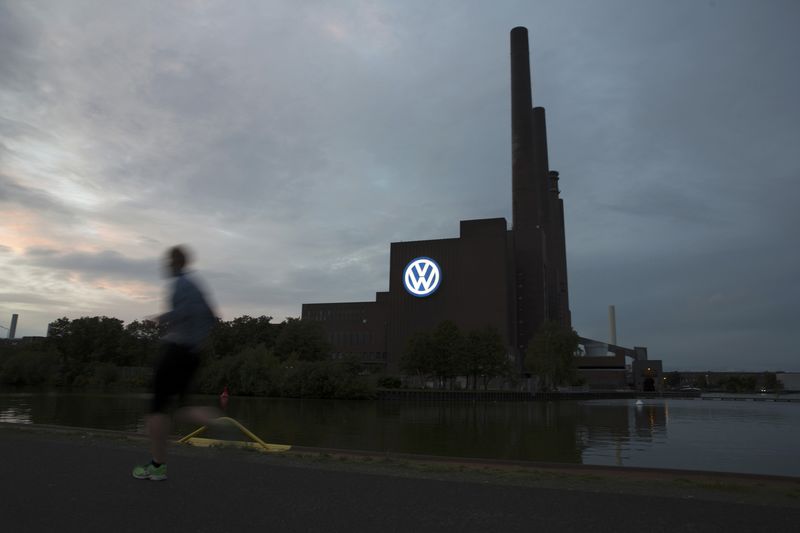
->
xmin=0 ymin=315 xmax=374 ymax=399
xmin=399 ymin=320 xmax=581 ymax=391
xmin=0 ymin=314 xmax=582 ymax=396
xmin=400 ymin=322 xmax=510 ymax=390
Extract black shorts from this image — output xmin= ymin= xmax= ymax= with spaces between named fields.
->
xmin=151 ymin=342 xmax=201 ymax=413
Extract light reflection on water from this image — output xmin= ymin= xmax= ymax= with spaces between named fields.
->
xmin=1 ymin=390 xmax=798 ymax=477
xmin=0 ymin=407 xmax=32 ymax=424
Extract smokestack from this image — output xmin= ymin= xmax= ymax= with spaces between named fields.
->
xmin=510 ymin=26 xmax=550 ymax=359
xmin=9 ymin=313 xmax=18 ymax=339
xmin=608 ymin=305 xmax=617 ymax=345
xmin=510 ymin=26 xmax=534 ymax=232
xmin=532 ymin=106 xmax=550 ymax=224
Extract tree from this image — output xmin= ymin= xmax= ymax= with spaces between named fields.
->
xmin=401 ymin=331 xmax=435 ymax=387
xmin=274 ymin=318 xmax=331 ymax=362
xmin=524 ymin=321 xmax=579 ymax=391
xmin=762 ymin=372 xmax=783 ymax=393
xmin=718 ymin=375 xmax=757 ymax=393
xmin=430 ymin=321 xmax=464 ymax=389
xmin=211 ymin=315 xmax=277 ymax=357
xmin=47 ymin=316 xmax=125 ymax=383
xmin=463 ymin=326 xmax=509 ymax=390
xmin=120 ymin=319 xmax=162 ymax=366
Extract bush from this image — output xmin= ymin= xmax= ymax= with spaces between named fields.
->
xmin=0 ymin=348 xmax=61 ymax=386
xmin=88 ymin=362 xmax=119 ymax=387
xmin=377 ymin=376 xmax=402 ymax=389
xmin=282 ymin=360 xmax=373 ymax=399
xmin=194 ymin=354 xmax=245 ymax=394
xmin=191 ymin=346 xmax=374 ymax=399
xmin=236 ymin=346 xmax=283 ymax=396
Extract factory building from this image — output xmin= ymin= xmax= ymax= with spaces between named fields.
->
xmin=302 ymin=27 xmax=657 ymax=387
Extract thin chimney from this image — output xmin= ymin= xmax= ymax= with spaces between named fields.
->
xmin=9 ymin=313 xmax=18 ymax=339
xmin=608 ymin=305 xmax=617 ymax=346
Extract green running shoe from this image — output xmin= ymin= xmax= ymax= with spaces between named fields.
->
xmin=132 ymin=462 xmax=167 ymax=481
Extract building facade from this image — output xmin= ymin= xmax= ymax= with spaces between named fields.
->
xmin=303 ymin=27 xmax=574 ymax=373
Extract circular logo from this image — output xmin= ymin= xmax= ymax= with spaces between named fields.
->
xmin=403 ymin=257 xmax=441 ymax=297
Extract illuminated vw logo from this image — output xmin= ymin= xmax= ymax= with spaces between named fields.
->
xmin=403 ymin=257 xmax=441 ymax=297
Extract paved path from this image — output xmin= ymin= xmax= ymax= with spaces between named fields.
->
xmin=1 ymin=425 xmax=798 ymax=532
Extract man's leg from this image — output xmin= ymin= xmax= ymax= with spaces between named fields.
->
xmin=133 ymin=412 xmax=169 ymax=480
xmin=176 ymin=406 xmax=221 ymax=427
xmin=173 ymin=349 xmax=221 ymax=427
xmin=133 ymin=344 xmax=175 ymax=480
xmin=147 ymin=413 xmax=171 ymax=465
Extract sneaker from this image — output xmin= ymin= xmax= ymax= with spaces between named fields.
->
xmin=132 ymin=462 xmax=167 ymax=481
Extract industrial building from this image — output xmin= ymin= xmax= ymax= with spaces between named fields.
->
xmin=302 ymin=27 xmax=660 ymax=389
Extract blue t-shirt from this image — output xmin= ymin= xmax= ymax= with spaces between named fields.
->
xmin=160 ymin=272 xmax=215 ymax=349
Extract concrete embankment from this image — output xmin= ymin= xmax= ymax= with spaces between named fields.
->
xmin=376 ymin=389 xmax=702 ymax=401
xmin=1 ymin=422 xmax=799 ymax=532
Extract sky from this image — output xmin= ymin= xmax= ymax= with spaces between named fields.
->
xmin=1 ymin=0 xmax=798 ymax=371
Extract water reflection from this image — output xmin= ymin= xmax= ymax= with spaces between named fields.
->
xmin=0 ymin=406 xmax=32 ymax=424
xmin=575 ymin=401 xmax=669 ymax=466
xmin=212 ymin=399 xmax=586 ymax=463
xmin=1 ymin=391 xmax=798 ymax=476
xmin=0 ymin=391 xmax=150 ymax=432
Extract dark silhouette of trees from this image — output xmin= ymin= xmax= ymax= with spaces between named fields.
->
xmin=400 ymin=321 xmax=510 ymax=389
xmin=46 ymin=316 xmax=125 ymax=384
xmin=429 ymin=321 xmax=464 ymax=388
xmin=463 ymin=326 xmax=509 ymax=390
xmin=525 ymin=321 xmax=579 ymax=391
xmin=0 ymin=315 xmax=331 ymax=391
xmin=400 ymin=330 xmax=434 ymax=387
xmin=274 ymin=318 xmax=331 ymax=362
xmin=762 ymin=372 xmax=782 ymax=392
xmin=210 ymin=315 xmax=277 ymax=358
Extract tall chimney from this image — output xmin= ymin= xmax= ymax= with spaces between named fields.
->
xmin=510 ymin=26 xmax=548 ymax=362
xmin=608 ymin=305 xmax=617 ymax=345
xmin=532 ymin=107 xmax=550 ymax=225
xmin=9 ymin=313 xmax=18 ymax=339
xmin=510 ymin=26 xmax=534 ymax=232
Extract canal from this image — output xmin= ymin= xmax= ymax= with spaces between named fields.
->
xmin=1 ymin=390 xmax=798 ymax=477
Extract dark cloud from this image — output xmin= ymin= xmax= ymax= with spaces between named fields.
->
xmin=0 ymin=2 xmax=41 ymax=92
xmin=20 ymin=248 xmax=158 ymax=283
xmin=0 ymin=173 xmax=75 ymax=220
xmin=0 ymin=292 xmax=71 ymax=307
xmin=0 ymin=1 xmax=797 ymax=370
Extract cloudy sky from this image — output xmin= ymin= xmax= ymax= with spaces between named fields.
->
xmin=1 ymin=1 xmax=797 ymax=371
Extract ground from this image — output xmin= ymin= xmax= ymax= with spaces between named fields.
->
xmin=1 ymin=423 xmax=799 ymax=532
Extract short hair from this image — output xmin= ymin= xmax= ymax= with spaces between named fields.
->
xmin=168 ymin=245 xmax=191 ymax=270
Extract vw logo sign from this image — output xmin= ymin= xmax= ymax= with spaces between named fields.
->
xmin=403 ymin=257 xmax=441 ymax=297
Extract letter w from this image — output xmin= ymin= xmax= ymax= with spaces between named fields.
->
xmin=411 ymin=263 xmax=433 ymax=291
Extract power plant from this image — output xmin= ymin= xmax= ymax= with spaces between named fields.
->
xmin=302 ymin=27 xmax=661 ymax=389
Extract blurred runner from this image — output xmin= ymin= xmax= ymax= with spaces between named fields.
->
xmin=133 ymin=245 xmax=219 ymax=481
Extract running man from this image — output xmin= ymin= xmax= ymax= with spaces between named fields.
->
xmin=133 ymin=245 xmax=220 ymax=481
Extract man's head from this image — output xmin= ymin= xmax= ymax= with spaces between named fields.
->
xmin=165 ymin=245 xmax=191 ymax=277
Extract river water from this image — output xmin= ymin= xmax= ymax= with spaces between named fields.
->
xmin=1 ymin=391 xmax=798 ymax=477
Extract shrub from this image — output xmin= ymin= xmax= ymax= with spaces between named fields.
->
xmin=0 ymin=348 xmax=61 ymax=386
xmin=377 ymin=376 xmax=402 ymax=389
xmin=88 ymin=362 xmax=120 ymax=387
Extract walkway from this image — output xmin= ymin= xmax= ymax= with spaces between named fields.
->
xmin=1 ymin=424 xmax=798 ymax=532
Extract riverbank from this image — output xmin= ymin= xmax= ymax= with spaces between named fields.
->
xmin=376 ymin=389 xmax=703 ymax=401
